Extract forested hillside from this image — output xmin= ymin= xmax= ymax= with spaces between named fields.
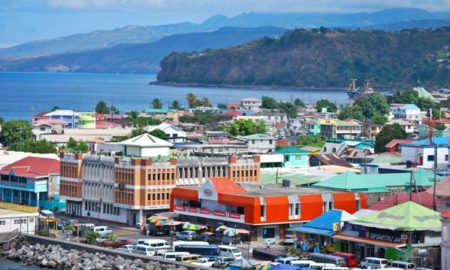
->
xmin=158 ymin=28 xmax=450 ymax=88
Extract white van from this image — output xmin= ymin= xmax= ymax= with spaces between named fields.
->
xmin=360 ymin=257 xmax=389 ymax=269
xmin=40 ymin=210 xmax=55 ymax=218
xmin=92 ymin=226 xmax=113 ymax=236
xmin=388 ymin=261 xmax=416 ymax=269
xmin=136 ymin=239 xmax=170 ymax=251
xmin=291 ymin=260 xmax=315 ymax=267
xmin=132 ymin=244 xmax=156 ymax=256
xmin=156 ymin=251 xmax=190 ymax=261
xmin=322 ymin=267 xmax=349 ymax=270
xmin=309 ymin=263 xmax=337 ymax=270
xmin=219 ymin=245 xmax=242 ymax=260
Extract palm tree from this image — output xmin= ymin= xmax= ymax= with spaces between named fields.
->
xmin=152 ymin=98 xmax=162 ymax=109
xmin=186 ymin=93 xmax=198 ymax=108
xmin=127 ymin=111 xmax=139 ymax=127
xmin=201 ymin=97 xmax=212 ymax=107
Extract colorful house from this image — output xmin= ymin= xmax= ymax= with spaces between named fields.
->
xmin=0 ymin=157 xmax=65 ymax=211
xmin=273 ymin=147 xmax=310 ymax=168
xmin=78 ymin=112 xmax=96 ymax=129
xmin=170 ymin=177 xmax=367 ymax=242
xmin=334 ymin=202 xmax=441 ymax=268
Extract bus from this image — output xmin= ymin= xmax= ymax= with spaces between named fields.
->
xmin=174 ymin=244 xmax=220 ymax=257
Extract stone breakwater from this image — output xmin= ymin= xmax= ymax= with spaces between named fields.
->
xmin=2 ymin=237 xmax=190 ymax=270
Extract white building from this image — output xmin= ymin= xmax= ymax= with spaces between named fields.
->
xmin=391 ymin=104 xmax=423 ymax=122
xmin=387 ymin=119 xmax=416 ymax=134
xmin=145 ymin=123 xmax=186 ymax=142
xmin=442 ymin=211 xmax=450 ymax=269
xmin=121 ymin=133 xmax=173 ymax=158
xmin=240 ymin=98 xmax=262 ymax=112
xmin=239 ymin=134 xmax=276 ymax=153
xmin=0 ymin=208 xmax=39 ymax=234
xmin=400 ymin=137 xmax=449 ymax=169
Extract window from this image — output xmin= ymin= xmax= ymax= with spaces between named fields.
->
xmin=427 ymin=155 xmax=435 ymax=161
xmin=260 ymin=205 xmax=266 ymax=220
xmin=0 ymin=220 xmax=5 ymax=225
xmin=262 ymin=227 xmax=275 ymax=238
xmin=446 ymin=155 xmax=449 ymax=161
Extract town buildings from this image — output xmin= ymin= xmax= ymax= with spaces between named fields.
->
xmin=392 ymin=104 xmax=423 ymax=122
xmin=442 ymin=211 xmax=450 ymax=269
xmin=170 ymin=177 xmax=366 ymax=242
xmin=400 ymin=137 xmax=449 ymax=168
xmin=0 ymin=157 xmax=64 ymax=211
xmin=319 ymin=119 xmax=362 ymax=139
xmin=240 ymin=98 xmax=262 ymax=112
xmin=0 ymin=205 xmax=39 ymax=234
xmin=239 ymin=134 xmax=276 ymax=153
xmin=60 ymin=152 xmax=260 ymax=225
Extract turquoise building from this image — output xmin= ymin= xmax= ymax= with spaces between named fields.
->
xmin=273 ymin=147 xmax=310 ymax=168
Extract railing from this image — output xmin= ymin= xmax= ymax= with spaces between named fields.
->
xmin=174 ymin=205 xmax=244 ymax=221
xmin=0 ymin=202 xmax=38 ymax=213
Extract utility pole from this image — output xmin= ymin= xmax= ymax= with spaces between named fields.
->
xmin=428 ymin=108 xmax=438 ymax=211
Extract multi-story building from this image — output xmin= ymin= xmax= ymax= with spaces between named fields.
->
xmin=44 ymin=110 xmax=80 ymax=129
xmin=392 ymin=104 xmax=423 ymax=122
xmin=0 ymin=157 xmax=64 ymax=211
xmin=240 ymin=98 xmax=262 ymax=112
xmin=171 ymin=178 xmax=367 ymax=242
xmin=60 ymin=153 xmax=260 ymax=225
xmin=239 ymin=134 xmax=276 ymax=153
xmin=320 ymin=119 xmax=363 ymax=139
xmin=400 ymin=137 xmax=449 ymax=169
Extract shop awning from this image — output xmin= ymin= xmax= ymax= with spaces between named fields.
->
xmin=289 ymin=226 xmax=334 ymax=236
xmin=333 ymin=234 xmax=406 ymax=248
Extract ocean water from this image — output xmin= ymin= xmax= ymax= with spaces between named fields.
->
xmin=2 ymin=259 xmax=42 ymax=269
xmin=0 ymin=72 xmax=353 ymax=120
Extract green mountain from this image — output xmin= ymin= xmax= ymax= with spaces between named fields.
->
xmin=0 ymin=27 xmax=286 ymax=74
xmin=157 ymin=28 xmax=450 ymax=88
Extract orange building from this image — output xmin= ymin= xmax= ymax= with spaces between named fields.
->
xmin=60 ymin=153 xmax=260 ymax=225
xmin=170 ymin=178 xmax=367 ymax=242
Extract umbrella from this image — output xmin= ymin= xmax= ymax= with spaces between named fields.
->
xmin=236 ymin=228 xmax=250 ymax=234
xmin=216 ymin=225 xmax=228 ymax=231
xmin=223 ymin=228 xmax=238 ymax=237
xmin=257 ymin=263 xmax=271 ymax=270
xmin=154 ymin=220 xmax=170 ymax=227
xmin=182 ymin=222 xmax=206 ymax=231
xmin=148 ymin=215 xmax=168 ymax=222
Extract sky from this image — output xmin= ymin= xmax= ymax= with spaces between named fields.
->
xmin=1 ymin=0 xmax=450 ymax=48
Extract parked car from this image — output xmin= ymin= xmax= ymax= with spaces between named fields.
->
xmin=221 ymin=235 xmax=242 ymax=245
xmin=96 ymin=235 xmax=115 ymax=247
xmin=332 ymin=252 xmax=358 ymax=267
xmin=307 ymin=253 xmax=347 ymax=267
xmin=213 ymin=257 xmax=236 ymax=268
xmin=92 ymin=226 xmax=113 ymax=236
xmin=132 ymin=245 xmax=156 ymax=256
xmin=388 ymin=261 xmax=416 ymax=269
xmin=116 ymin=244 xmax=135 ymax=253
xmin=112 ymin=239 xmax=135 ymax=248
xmin=360 ymin=257 xmax=389 ymax=269
xmin=192 ymin=232 xmax=217 ymax=244
xmin=192 ymin=257 xmax=216 ymax=267
xmin=58 ymin=219 xmax=79 ymax=230
xmin=176 ymin=231 xmax=197 ymax=240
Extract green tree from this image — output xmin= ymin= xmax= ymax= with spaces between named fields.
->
xmin=435 ymin=123 xmax=446 ymax=131
xmin=149 ymin=129 xmax=167 ymax=140
xmin=110 ymin=105 xmax=119 ymax=114
xmin=294 ymin=98 xmax=305 ymax=107
xmin=179 ymin=115 xmax=196 ymax=123
xmin=371 ymin=113 xmax=388 ymax=125
xmin=170 ymin=100 xmax=181 ymax=110
xmin=217 ymin=103 xmax=228 ymax=109
xmin=338 ymin=105 xmax=364 ymax=121
xmin=297 ymin=134 xmax=326 ymax=148
xmin=262 ymin=96 xmax=278 ymax=109
xmin=375 ymin=123 xmax=406 ymax=153
xmin=255 ymin=120 xmax=267 ymax=134
xmin=200 ymin=97 xmax=212 ymax=107
xmin=356 ymin=93 xmax=389 ymax=120
xmin=66 ymin=137 xmax=88 ymax=153
xmin=316 ymin=99 xmax=337 ymax=112
xmin=51 ymin=105 xmax=60 ymax=111
xmin=152 ymin=98 xmax=163 ymax=109
xmin=127 ymin=111 xmax=139 ymax=127
xmin=67 ymin=137 xmax=77 ymax=150
xmin=85 ymin=231 xmax=100 ymax=245
xmin=63 ymin=224 xmax=76 ymax=234
xmin=131 ymin=127 xmax=146 ymax=137
xmin=0 ymin=116 xmax=3 ymax=125
xmin=95 ymin=101 xmax=110 ymax=114
xmin=9 ymin=139 xmax=56 ymax=153
xmin=279 ymin=102 xmax=298 ymax=118
xmin=229 ymin=119 xmax=265 ymax=136
xmin=0 ymin=120 xmax=32 ymax=145
xmin=391 ymin=90 xmax=419 ymax=104
xmin=134 ymin=117 xmax=161 ymax=127
xmin=186 ymin=93 xmax=198 ymax=108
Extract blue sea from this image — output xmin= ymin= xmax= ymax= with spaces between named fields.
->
xmin=0 ymin=72 xmax=353 ymax=120
xmin=2 ymin=259 xmax=42 ymax=269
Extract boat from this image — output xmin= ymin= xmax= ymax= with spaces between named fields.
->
xmin=346 ymin=79 xmax=360 ymax=99
xmin=346 ymin=79 xmax=374 ymax=99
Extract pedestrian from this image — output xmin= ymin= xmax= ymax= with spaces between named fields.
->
xmin=146 ymin=228 xmax=149 ymax=237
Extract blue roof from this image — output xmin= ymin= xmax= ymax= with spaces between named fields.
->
xmin=289 ymin=210 xmax=345 ymax=235
xmin=409 ymin=137 xmax=450 ymax=146
xmin=270 ymin=264 xmax=313 ymax=270
xmin=399 ymin=104 xmax=420 ymax=110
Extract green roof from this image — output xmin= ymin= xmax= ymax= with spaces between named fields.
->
xmin=273 ymin=147 xmax=310 ymax=154
xmin=351 ymin=201 xmax=441 ymax=231
xmin=144 ymin=108 xmax=177 ymax=114
xmin=335 ymin=119 xmax=362 ymax=127
xmin=313 ymin=168 xmax=439 ymax=192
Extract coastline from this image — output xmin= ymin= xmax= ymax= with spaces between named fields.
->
xmin=150 ymin=80 xmax=393 ymax=92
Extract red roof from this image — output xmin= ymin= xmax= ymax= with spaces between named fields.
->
xmin=0 ymin=157 xmax=60 ymax=178
xmin=426 ymin=177 xmax=450 ymax=197
xmin=227 ymin=102 xmax=240 ymax=109
xmin=224 ymin=110 xmax=242 ymax=117
xmin=33 ymin=111 xmax=49 ymax=119
xmin=208 ymin=177 xmax=247 ymax=194
xmin=33 ymin=119 xmax=66 ymax=125
xmin=96 ymin=121 xmax=120 ymax=129
xmin=368 ymin=192 xmax=437 ymax=211
xmin=442 ymin=211 xmax=450 ymax=217
xmin=385 ymin=139 xmax=413 ymax=148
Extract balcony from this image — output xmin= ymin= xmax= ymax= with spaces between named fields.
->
xmin=174 ymin=205 xmax=245 ymax=223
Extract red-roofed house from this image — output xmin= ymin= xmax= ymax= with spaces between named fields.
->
xmin=224 ymin=110 xmax=242 ymax=118
xmin=0 ymin=157 xmax=65 ymax=210
xmin=171 ymin=177 xmax=366 ymax=242
xmin=385 ymin=139 xmax=413 ymax=153
xmin=368 ymin=192 xmax=437 ymax=211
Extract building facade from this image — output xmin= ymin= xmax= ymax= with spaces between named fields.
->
xmin=60 ymin=153 xmax=260 ymax=225
xmin=442 ymin=211 xmax=450 ymax=269
xmin=240 ymin=98 xmax=262 ymax=112
xmin=171 ymin=179 xmax=367 ymax=242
